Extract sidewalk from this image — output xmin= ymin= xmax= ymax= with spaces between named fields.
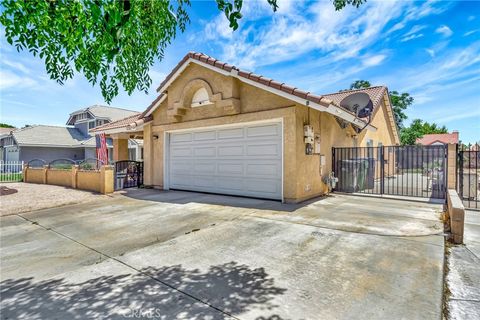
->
xmin=446 ymin=210 xmax=480 ymax=320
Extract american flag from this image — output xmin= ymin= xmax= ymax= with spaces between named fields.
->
xmin=95 ymin=133 xmax=108 ymax=165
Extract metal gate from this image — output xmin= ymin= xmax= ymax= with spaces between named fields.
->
xmin=332 ymin=145 xmax=447 ymax=200
xmin=114 ymin=161 xmax=143 ymax=190
xmin=457 ymin=149 xmax=479 ymax=210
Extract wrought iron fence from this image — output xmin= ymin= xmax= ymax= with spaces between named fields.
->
xmin=48 ymin=158 xmax=76 ymax=170
xmin=77 ymin=158 xmax=106 ymax=171
xmin=114 ymin=161 xmax=143 ymax=190
xmin=332 ymin=145 xmax=447 ymax=199
xmin=457 ymin=150 xmax=479 ymax=210
xmin=27 ymin=159 xmax=46 ymax=168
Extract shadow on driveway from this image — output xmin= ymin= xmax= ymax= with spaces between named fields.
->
xmin=0 ymin=262 xmax=286 ymax=320
xmin=118 ymin=188 xmax=329 ymax=213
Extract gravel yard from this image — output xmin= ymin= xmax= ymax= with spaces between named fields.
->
xmin=0 ymin=182 xmax=109 ymax=216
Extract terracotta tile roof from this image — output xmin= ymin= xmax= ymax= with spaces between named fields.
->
xmin=322 ymin=86 xmax=387 ymax=114
xmin=0 ymin=127 xmax=15 ymax=136
xmin=92 ymin=113 xmax=142 ymax=132
xmin=416 ymin=132 xmax=459 ymax=145
xmin=156 ymin=52 xmax=334 ymax=108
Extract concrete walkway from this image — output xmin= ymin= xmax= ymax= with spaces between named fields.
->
xmin=446 ymin=210 xmax=480 ymax=320
xmin=1 ymin=189 xmax=445 ymax=320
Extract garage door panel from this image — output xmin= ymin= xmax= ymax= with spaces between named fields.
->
xmin=171 ymin=132 xmax=192 ymax=143
xmin=193 ymin=163 xmax=216 ymax=174
xmin=216 ymin=177 xmax=244 ymax=190
xmin=169 ymin=174 xmax=192 ymax=187
xmin=218 ymin=145 xmax=244 ymax=157
xmin=169 ymin=121 xmax=282 ymax=200
xmin=218 ymin=127 xmax=244 ymax=139
xmin=247 ymin=144 xmax=280 ymax=157
xmin=193 ymin=146 xmax=216 ymax=157
xmin=170 ymin=147 xmax=192 ymax=157
xmin=193 ymin=176 xmax=216 ymax=188
xmin=194 ymin=131 xmax=216 ymax=141
xmin=246 ymin=163 xmax=280 ymax=176
xmin=218 ymin=163 xmax=244 ymax=175
xmin=247 ymin=124 xmax=279 ymax=137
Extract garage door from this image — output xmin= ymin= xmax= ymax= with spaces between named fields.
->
xmin=168 ymin=121 xmax=282 ymax=200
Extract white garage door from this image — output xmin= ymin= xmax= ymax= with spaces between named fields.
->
xmin=168 ymin=121 xmax=282 ymax=200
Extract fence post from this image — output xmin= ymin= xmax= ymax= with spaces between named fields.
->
xmin=23 ymin=163 xmax=28 ymax=183
xmin=42 ymin=165 xmax=48 ymax=184
xmin=71 ymin=165 xmax=78 ymax=189
xmin=380 ymin=146 xmax=385 ymax=195
xmin=447 ymin=143 xmax=457 ymax=190
xmin=100 ymin=165 xmax=114 ymax=194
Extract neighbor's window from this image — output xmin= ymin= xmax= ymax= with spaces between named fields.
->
xmin=88 ymin=121 xmax=95 ymax=129
xmin=191 ymin=88 xmax=211 ymax=107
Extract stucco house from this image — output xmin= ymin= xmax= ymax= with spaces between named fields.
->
xmin=0 ymin=105 xmax=143 ymax=163
xmin=94 ymin=52 xmax=399 ymax=202
xmin=416 ymin=131 xmax=459 ymax=146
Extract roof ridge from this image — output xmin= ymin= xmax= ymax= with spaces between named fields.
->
xmin=88 ymin=105 xmax=141 ymax=113
xmin=324 ymin=85 xmax=387 ymax=96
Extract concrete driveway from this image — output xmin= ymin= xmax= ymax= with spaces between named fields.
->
xmin=1 ymin=189 xmax=445 ymax=320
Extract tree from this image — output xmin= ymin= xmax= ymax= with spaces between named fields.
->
xmin=0 ymin=123 xmax=15 ymax=128
xmin=350 ymin=80 xmax=371 ymax=89
xmin=346 ymin=80 xmax=413 ymax=128
xmin=0 ymin=0 xmax=365 ymax=103
xmin=399 ymin=119 xmax=448 ymax=145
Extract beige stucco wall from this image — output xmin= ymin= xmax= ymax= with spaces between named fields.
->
xmin=47 ymin=169 xmax=72 ymax=187
xmin=23 ymin=166 xmax=113 ymax=194
xmin=143 ymin=63 xmax=398 ymax=202
xmin=24 ymin=168 xmax=46 ymax=184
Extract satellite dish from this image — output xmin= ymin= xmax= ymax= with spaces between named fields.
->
xmin=340 ymin=92 xmax=373 ymax=118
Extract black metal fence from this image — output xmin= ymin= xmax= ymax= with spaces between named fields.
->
xmin=114 ymin=161 xmax=143 ymax=190
xmin=457 ymin=150 xmax=479 ymax=210
xmin=332 ymin=145 xmax=447 ymax=199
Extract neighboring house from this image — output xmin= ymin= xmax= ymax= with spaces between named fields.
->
xmin=416 ymin=131 xmax=459 ymax=146
xmin=0 ymin=127 xmax=16 ymax=162
xmin=94 ymin=52 xmax=399 ymax=202
xmin=0 ymin=105 xmax=143 ymax=163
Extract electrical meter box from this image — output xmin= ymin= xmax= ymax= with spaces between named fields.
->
xmin=304 ymin=125 xmax=314 ymax=144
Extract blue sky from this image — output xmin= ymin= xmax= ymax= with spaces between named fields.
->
xmin=1 ymin=0 xmax=479 ymax=143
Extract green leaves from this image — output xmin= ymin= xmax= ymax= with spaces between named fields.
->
xmin=1 ymin=0 xmax=189 ymax=103
xmin=400 ymin=119 xmax=448 ymax=145
xmin=332 ymin=0 xmax=366 ymax=11
xmin=1 ymin=0 xmax=364 ymax=103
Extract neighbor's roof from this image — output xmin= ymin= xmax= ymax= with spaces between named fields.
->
xmin=322 ymin=86 xmax=388 ymax=115
xmin=12 ymin=125 xmax=95 ymax=147
xmin=0 ymin=127 xmax=15 ymax=136
xmin=416 ymin=132 xmax=459 ymax=145
xmin=66 ymin=105 xmax=139 ymax=125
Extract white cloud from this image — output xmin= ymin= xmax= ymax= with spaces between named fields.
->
xmin=435 ymin=25 xmax=453 ymax=37
xmin=387 ymin=1 xmax=452 ymax=34
xmin=403 ymin=24 xmax=427 ymax=36
xmin=468 ymin=15 xmax=475 ymax=21
xmin=0 ymin=70 xmax=37 ymax=90
xmin=426 ymin=49 xmax=435 ymax=58
xmin=464 ymin=29 xmax=480 ymax=37
xmin=1 ymin=60 xmax=31 ymax=74
xmin=362 ymin=54 xmax=386 ymax=67
xmin=199 ymin=0 xmax=406 ymax=70
xmin=401 ymin=33 xmax=424 ymax=42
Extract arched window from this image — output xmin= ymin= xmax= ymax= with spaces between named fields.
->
xmin=191 ymin=88 xmax=211 ymax=107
